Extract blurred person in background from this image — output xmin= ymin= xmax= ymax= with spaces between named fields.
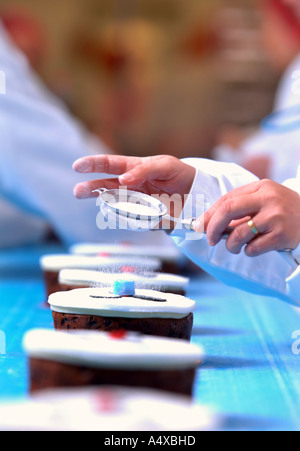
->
xmin=0 ymin=10 xmax=46 ymax=71
xmin=214 ymin=0 xmax=300 ymax=184
xmin=0 ymin=11 xmax=170 ymax=249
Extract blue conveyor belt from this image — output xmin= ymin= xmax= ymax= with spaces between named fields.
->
xmin=0 ymin=244 xmax=300 ymax=431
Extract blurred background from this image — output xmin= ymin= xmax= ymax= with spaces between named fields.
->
xmin=0 ymin=0 xmax=280 ymax=158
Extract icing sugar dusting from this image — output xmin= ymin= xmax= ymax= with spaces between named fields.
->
xmin=113 ymin=202 xmax=159 ymax=217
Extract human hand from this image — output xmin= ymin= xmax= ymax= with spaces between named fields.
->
xmin=194 ymin=179 xmax=300 ymax=257
xmin=73 ymin=154 xmax=196 ymax=202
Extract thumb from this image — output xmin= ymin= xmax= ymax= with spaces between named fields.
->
xmin=193 ymin=205 xmax=217 ymax=234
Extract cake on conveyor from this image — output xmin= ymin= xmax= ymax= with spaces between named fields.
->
xmin=23 ymin=329 xmax=204 ymax=396
xmin=69 ymin=242 xmax=182 ymax=274
xmin=49 ymin=281 xmax=195 ymax=340
xmin=58 ymin=268 xmax=190 ymax=295
xmin=0 ymin=386 xmax=219 ymax=431
xmin=40 ymin=254 xmax=161 ymax=297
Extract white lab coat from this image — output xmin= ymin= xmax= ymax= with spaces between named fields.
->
xmin=0 ymin=23 xmax=170 ymax=248
xmin=171 ymin=158 xmax=300 ymax=306
xmin=214 ymin=53 xmax=300 ymax=184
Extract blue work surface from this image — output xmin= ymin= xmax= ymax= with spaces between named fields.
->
xmin=0 ymin=245 xmax=300 ymax=431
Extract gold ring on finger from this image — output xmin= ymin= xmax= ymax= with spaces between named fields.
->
xmin=248 ymin=219 xmax=259 ymax=236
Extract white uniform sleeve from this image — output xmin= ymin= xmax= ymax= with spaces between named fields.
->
xmin=0 ymin=196 xmax=48 ymax=248
xmin=0 ymin=24 xmax=170 ymax=247
xmin=171 ymin=158 xmax=300 ymax=306
xmin=283 ymin=166 xmax=300 ymax=266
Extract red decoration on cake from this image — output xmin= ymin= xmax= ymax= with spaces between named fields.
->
xmin=120 ymin=241 xmax=132 ymax=247
xmin=121 ymin=266 xmax=136 ymax=273
xmin=95 ymin=390 xmax=117 ymax=413
xmin=108 ymin=329 xmax=127 ymax=340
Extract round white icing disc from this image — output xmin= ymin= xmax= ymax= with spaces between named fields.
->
xmin=69 ymin=242 xmax=181 ymax=262
xmin=48 ymin=287 xmax=196 ymax=319
xmin=23 ymin=329 xmax=204 ymax=369
xmin=58 ymin=269 xmax=189 ymax=290
xmin=0 ymin=386 xmax=220 ymax=431
xmin=40 ymin=254 xmax=161 ymax=272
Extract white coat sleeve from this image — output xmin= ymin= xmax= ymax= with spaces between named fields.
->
xmin=0 ymin=195 xmax=49 ymax=248
xmin=0 ymin=24 xmax=170 ymax=248
xmin=170 ymin=158 xmax=300 ymax=306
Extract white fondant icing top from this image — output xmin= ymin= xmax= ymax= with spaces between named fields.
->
xmin=40 ymin=254 xmax=161 ymax=272
xmin=0 ymin=387 xmax=218 ymax=431
xmin=58 ymin=269 xmax=189 ymax=290
xmin=48 ymin=287 xmax=196 ymax=319
xmin=23 ymin=329 xmax=204 ymax=369
xmin=69 ymin=242 xmax=181 ymax=262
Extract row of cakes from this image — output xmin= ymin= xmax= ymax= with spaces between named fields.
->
xmin=40 ymin=241 xmax=187 ymax=297
xmin=9 ymin=242 xmax=217 ymax=431
xmin=0 ymin=385 xmax=218 ymax=431
xmin=40 ymin=241 xmax=195 ymax=340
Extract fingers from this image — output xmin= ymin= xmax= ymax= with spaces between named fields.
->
xmin=196 ymin=209 xmax=275 ymax=257
xmin=193 ymin=178 xmax=300 ymax=258
xmin=73 ymin=155 xmax=178 ymax=192
xmin=244 ymin=233 xmax=279 ymax=257
xmin=205 ymin=194 xmax=262 ymax=246
xmin=202 ymin=180 xmax=262 ymax=233
xmin=73 ymin=178 xmax=121 ymax=199
xmin=73 ymin=154 xmax=145 ymax=199
xmin=225 ymin=216 xmax=264 ymax=254
xmin=73 ymin=155 xmax=143 ymax=175
xmin=119 ymin=157 xmax=173 ymax=187
xmin=226 ymin=226 xmax=277 ymax=258
xmin=73 ymin=154 xmax=194 ymax=201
